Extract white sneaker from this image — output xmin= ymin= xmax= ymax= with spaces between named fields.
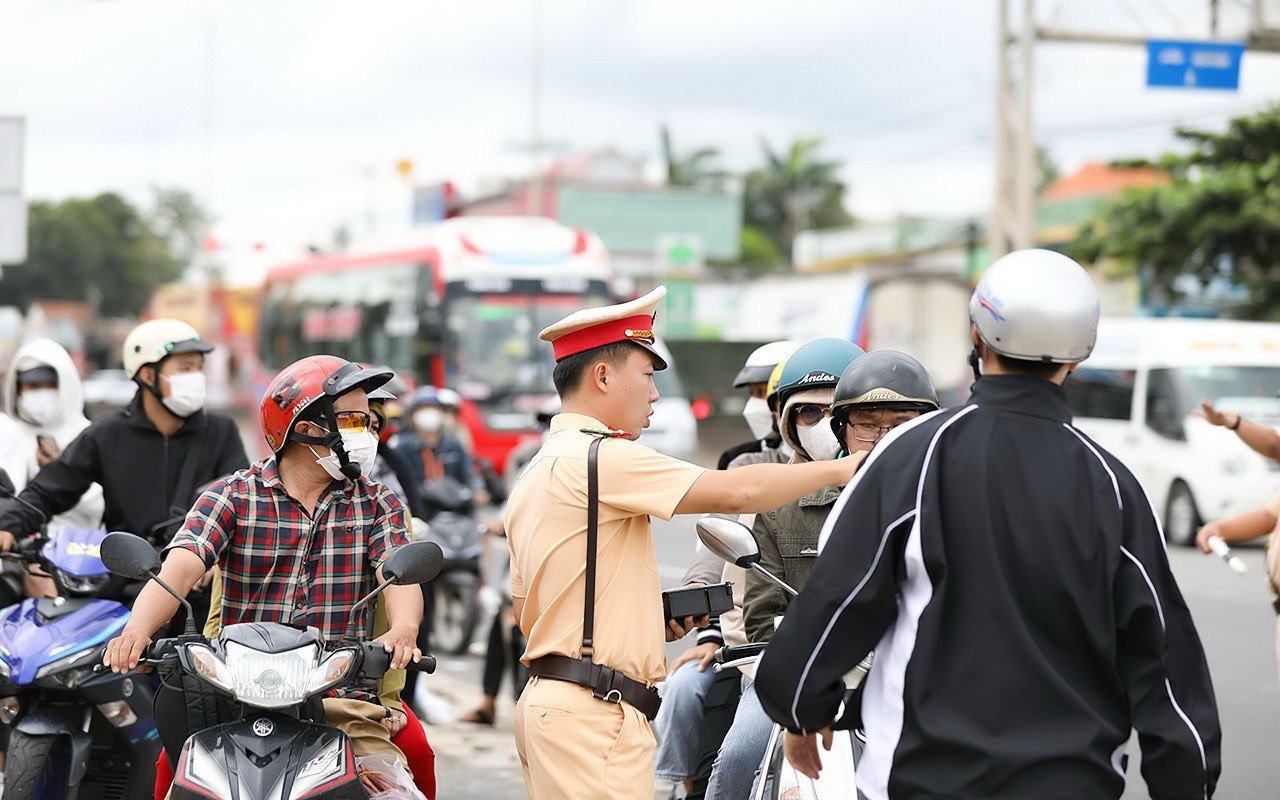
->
xmin=414 ymin=688 xmax=455 ymax=725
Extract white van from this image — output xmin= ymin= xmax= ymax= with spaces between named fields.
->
xmin=1066 ymin=317 xmax=1280 ymax=545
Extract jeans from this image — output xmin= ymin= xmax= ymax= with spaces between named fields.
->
xmin=653 ymin=661 xmax=717 ymax=782
xmin=705 ymin=680 xmax=773 ymax=800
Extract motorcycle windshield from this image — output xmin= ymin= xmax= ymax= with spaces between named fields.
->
xmin=42 ymin=526 xmax=111 ymax=577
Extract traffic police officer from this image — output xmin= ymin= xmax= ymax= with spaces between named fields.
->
xmin=503 ymin=287 xmax=861 ymax=800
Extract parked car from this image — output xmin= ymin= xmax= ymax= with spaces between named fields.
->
xmin=640 ymin=341 xmax=699 ymax=462
xmin=1066 ymin=317 xmax=1280 ymax=545
xmin=81 ymin=369 xmax=137 ymax=410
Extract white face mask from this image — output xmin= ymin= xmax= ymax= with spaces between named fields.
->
xmin=797 ymin=421 xmax=842 ymax=461
xmin=161 ymin=372 xmax=207 ymax=418
xmin=742 ymin=396 xmax=774 ymax=441
xmin=311 ymin=429 xmax=379 ymax=481
xmin=413 ymin=407 xmax=444 ymax=434
xmin=17 ymin=389 xmax=61 ymax=427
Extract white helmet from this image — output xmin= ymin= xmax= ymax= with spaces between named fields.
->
xmin=970 ymin=249 xmax=1099 ymax=364
xmin=733 ymin=340 xmax=800 ymax=387
xmin=122 ymin=319 xmax=214 ymax=379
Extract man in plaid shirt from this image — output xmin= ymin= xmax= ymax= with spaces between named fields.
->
xmin=103 ymin=355 xmax=423 ymax=769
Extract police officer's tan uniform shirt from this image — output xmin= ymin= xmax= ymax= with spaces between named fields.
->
xmin=503 ymin=412 xmax=706 ymax=686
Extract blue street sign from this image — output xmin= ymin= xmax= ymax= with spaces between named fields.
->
xmin=1146 ymin=39 xmax=1245 ymax=90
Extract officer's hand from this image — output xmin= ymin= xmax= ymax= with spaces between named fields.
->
xmin=834 ymin=450 xmax=867 ymax=483
xmin=0 ymin=530 xmax=14 ymax=553
xmin=1195 ymin=522 xmax=1224 ymax=554
xmin=1195 ymin=399 xmax=1232 ymax=427
xmin=102 ymin=631 xmax=152 ymax=673
xmin=665 ymin=615 xmax=709 ymax=642
xmin=784 ymin=728 xmax=833 ymax=781
xmin=670 ymin=641 xmax=719 ymax=673
xmin=375 ymin=626 xmax=423 ymax=670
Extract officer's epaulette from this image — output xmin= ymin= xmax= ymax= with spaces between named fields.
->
xmin=580 ymin=427 xmax=630 ymax=439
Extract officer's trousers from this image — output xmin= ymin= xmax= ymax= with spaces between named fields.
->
xmin=514 ymin=676 xmax=655 ymax=800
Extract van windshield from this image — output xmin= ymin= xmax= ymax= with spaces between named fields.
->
xmin=1153 ymin=365 xmax=1280 ymax=419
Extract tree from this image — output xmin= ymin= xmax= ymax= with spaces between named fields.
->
xmin=1068 ymin=105 xmax=1280 ymax=319
xmin=660 ymin=125 xmax=730 ymax=190
xmin=743 ymin=136 xmax=853 ymax=263
xmin=1035 ymin=145 xmax=1060 ymax=194
xmin=0 ymin=191 xmax=188 ymax=317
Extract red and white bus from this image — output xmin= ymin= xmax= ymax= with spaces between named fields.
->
xmin=257 ymin=217 xmax=614 ymax=472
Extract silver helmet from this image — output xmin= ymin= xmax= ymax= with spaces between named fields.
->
xmin=970 ymin=249 xmax=1100 ymax=364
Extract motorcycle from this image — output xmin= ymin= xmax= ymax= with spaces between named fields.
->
xmin=420 ymin=478 xmax=482 ymax=655
xmin=696 ymin=516 xmax=863 ymax=800
xmin=97 ymin=530 xmax=444 ymax=800
xmin=0 ymin=470 xmax=160 ymax=800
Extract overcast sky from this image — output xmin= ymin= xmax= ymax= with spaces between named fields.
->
xmin=3 ymin=0 xmax=1280 ymax=282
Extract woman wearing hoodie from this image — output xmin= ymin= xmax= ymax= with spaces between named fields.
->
xmin=0 ymin=338 xmax=105 ymax=598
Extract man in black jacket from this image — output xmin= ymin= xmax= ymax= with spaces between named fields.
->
xmin=0 ymin=319 xmax=248 ymax=627
xmin=755 ymin=250 xmax=1221 ymax=800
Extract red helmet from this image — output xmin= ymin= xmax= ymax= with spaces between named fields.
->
xmin=260 ymin=355 xmax=393 ymax=455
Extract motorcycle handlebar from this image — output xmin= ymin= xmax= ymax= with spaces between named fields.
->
xmin=714 ymin=642 xmax=767 ymax=663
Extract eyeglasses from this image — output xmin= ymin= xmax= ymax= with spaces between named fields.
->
xmin=310 ymin=410 xmax=372 ymax=433
xmin=848 ymin=422 xmax=896 ymax=442
xmin=792 ymin=403 xmax=833 ymax=427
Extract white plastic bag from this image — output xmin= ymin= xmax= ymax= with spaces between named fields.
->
xmin=355 ymin=753 xmax=426 ymax=800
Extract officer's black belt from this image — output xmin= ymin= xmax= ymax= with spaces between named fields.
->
xmin=528 ymin=654 xmax=661 ymax=720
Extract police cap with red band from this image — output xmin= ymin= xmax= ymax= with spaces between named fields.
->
xmin=539 ymin=286 xmax=668 ymax=370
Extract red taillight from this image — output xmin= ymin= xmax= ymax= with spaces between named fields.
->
xmin=691 ymin=398 xmax=712 ymax=421
xmin=572 ymin=230 xmax=589 ymax=254
xmin=459 ymin=234 xmax=482 ymax=255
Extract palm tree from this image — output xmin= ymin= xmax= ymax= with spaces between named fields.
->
xmin=744 ymin=136 xmax=852 ymax=260
xmin=661 ymin=125 xmax=730 ymax=190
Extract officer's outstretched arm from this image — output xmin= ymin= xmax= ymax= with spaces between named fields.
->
xmin=675 ymin=455 xmax=861 ymax=516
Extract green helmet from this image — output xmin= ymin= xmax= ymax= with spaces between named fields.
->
xmin=768 ymin=338 xmax=866 ymax=412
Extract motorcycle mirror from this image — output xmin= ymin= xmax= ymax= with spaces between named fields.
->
xmin=382 ymin=540 xmax=445 ymax=586
xmin=696 ymin=516 xmax=761 ymax=568
xmin=100 ymin=532 xmax=162 ymax=580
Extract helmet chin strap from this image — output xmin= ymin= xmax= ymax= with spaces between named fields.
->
xmin=968 ymin=346 xmax=983 ymax=382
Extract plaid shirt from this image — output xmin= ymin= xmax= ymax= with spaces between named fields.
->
xmin=168 ymin=457 xmax=410 ymax=704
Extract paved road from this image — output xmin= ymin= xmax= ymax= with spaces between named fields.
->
xmin=431 ymin=516 xmax=1278 ymax=799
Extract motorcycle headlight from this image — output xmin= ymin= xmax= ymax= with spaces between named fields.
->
xmin=35 ymin=646 xmax=102 ymax=688
xmin=55 ymin=569 xmax=111 ymax=596
xmin=189 ymin=642 xmax=357 ymax=709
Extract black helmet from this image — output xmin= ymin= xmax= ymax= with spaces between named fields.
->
xmin=831 ymin=350 xmax=939 ymax=437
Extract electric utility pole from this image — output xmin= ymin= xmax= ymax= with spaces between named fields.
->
xmin=989 ymin=0 xmax=1280 ymax=260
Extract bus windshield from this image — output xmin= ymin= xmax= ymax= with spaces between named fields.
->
xmin=447 ymin=287 xmax=611 ymax=399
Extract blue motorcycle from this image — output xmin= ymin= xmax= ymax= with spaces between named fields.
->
xmin=0 ymin=525 xmax=160 ymax=800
